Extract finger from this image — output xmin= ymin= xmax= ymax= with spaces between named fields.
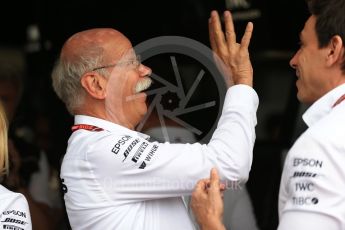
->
xmin=194 ymin=179 xmax=209 ymax=193
xmin=240 ymin=22 xmax=254 ymax=50
xmin=224 ymin=11 xmax=236 ymax=47
xmin=192 ymin=179 xmax=209 ymax=202
xmin=209 ymin=168 xmax=221 ymax=193
xmin=210 ymin=11 xmax=228 ymax=55
xmin=209 ymin=17 xmax=218 ymax=53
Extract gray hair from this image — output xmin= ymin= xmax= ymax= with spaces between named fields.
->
xmin=51 ymin=45 xmax=110 ymax=114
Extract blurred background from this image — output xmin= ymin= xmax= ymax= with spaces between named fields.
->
xmin=0 ymin=0 xmax=310 ymax=229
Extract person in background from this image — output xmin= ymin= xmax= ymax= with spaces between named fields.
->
xmin=194 ymin=0 xmax=345 ymax=228
xmin=0 ymin=46 xmax=59 ymax=229
xmin=51 ymin=9 xmax=257 ymax=229
xmin=0 ymin=101 xmax=32 ymax=230
xmin=278 ymin=0 xmax=345 ymax=229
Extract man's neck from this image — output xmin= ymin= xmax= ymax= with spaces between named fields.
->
xmin=74 ymin=108 xmax=135 ymax=130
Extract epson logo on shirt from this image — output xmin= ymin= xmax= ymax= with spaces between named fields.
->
xmin=2 ymin=211 xmax=26 ymax=218
xmin=292 ymin=196 xmax=319 ymax=205
xmin=1 ymin=218 xmax=27 ymax=226
xmin=111 ymin=135 xmax=132 ymax=154
xmin=293 ymin=158 xmax=323 ymax=168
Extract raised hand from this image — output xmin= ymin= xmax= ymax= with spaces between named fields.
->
xmin=191 ymin=168 xmax=226 ymax=230
xmin=209 ymin=10 xmax=254 ymax=87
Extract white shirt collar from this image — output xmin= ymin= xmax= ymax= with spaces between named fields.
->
xmin=74 ymin=115 xmax=150 ymax=140
xmin=302 ymin=83 xmax=345 ymax=127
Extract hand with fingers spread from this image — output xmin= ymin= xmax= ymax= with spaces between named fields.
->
xmin=191 ymin=168 xmax=226 ymax=230
xmin=209 ymin=10 xmax=254 ymax=87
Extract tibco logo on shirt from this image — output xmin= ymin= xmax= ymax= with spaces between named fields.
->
xmin=292 ymin=196 xmax=319 ymax=206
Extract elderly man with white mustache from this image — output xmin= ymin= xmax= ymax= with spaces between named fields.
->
xmin=51 ymin=10 xmax=258 ymax=230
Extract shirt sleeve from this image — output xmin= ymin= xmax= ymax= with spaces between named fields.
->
xmin=0 ymin=194 xmax=32 ymax=230
xmin=88 ymin=85 xmax=258 ymax=201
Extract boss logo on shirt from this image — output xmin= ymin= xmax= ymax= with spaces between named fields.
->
xmin=293 ymin=158 xmax=323 ymax=168
xmin=122 ymin=138 xmax=140 ymax=161
xmin=111 ymin=135 xmax=132 ymax=154
xmin=1 ymin=218 xmax=28 ymax=226
xmin=291 ymin=171 xmax=317 ymax=178
xmin=292 ymin=196 xmax=319 ymax=205
xmin=295 ymin=182 xmax=314 ymax=191
xmin=2 ymin=211 xmax=26 ymax=218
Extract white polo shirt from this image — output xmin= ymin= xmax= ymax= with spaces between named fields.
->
xmin=61 ymin=85 xmax=259 ymax=230
xmin=278 ymin=83 xmax=345 ymax=230
xmin=0 ymin=185 xmax=32 ymax=230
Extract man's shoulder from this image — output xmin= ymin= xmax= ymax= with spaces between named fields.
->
xmin=0 ymin=186 xmax=31 ymax=229
xmin=65 ymin=128 xmax=143 ymax=159
xmin=69 ymin=127 xmax=137 ymax=144
xmin=0 ymin=185 xmax=29 ymax=210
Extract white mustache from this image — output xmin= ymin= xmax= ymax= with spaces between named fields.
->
xmin=135 ymin=77 xmax=152 ymax=93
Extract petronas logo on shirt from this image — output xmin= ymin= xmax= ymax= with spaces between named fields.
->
xmin=139 ymin=161 xmax=146 ymax=169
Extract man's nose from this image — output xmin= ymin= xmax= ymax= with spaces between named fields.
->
xmin=139 ymin=64 xmax=152 ymax=77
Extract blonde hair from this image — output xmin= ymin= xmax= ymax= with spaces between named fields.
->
xmin=0 ymin=101 xmax=9 ymax=177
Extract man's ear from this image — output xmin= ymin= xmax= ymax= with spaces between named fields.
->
xmin=80 ymin=72 xmax=107 ymax=99
xmin=326 ymin=35 xmax=344 ymax=66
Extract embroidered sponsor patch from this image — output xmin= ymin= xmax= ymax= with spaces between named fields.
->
xmin=111 ymin=135 xmax=132 ymax=154
xmin=122 ymin=138 xmax=140 ymax=161
xmin=132 ymin=142 xmax=149 ymax=163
